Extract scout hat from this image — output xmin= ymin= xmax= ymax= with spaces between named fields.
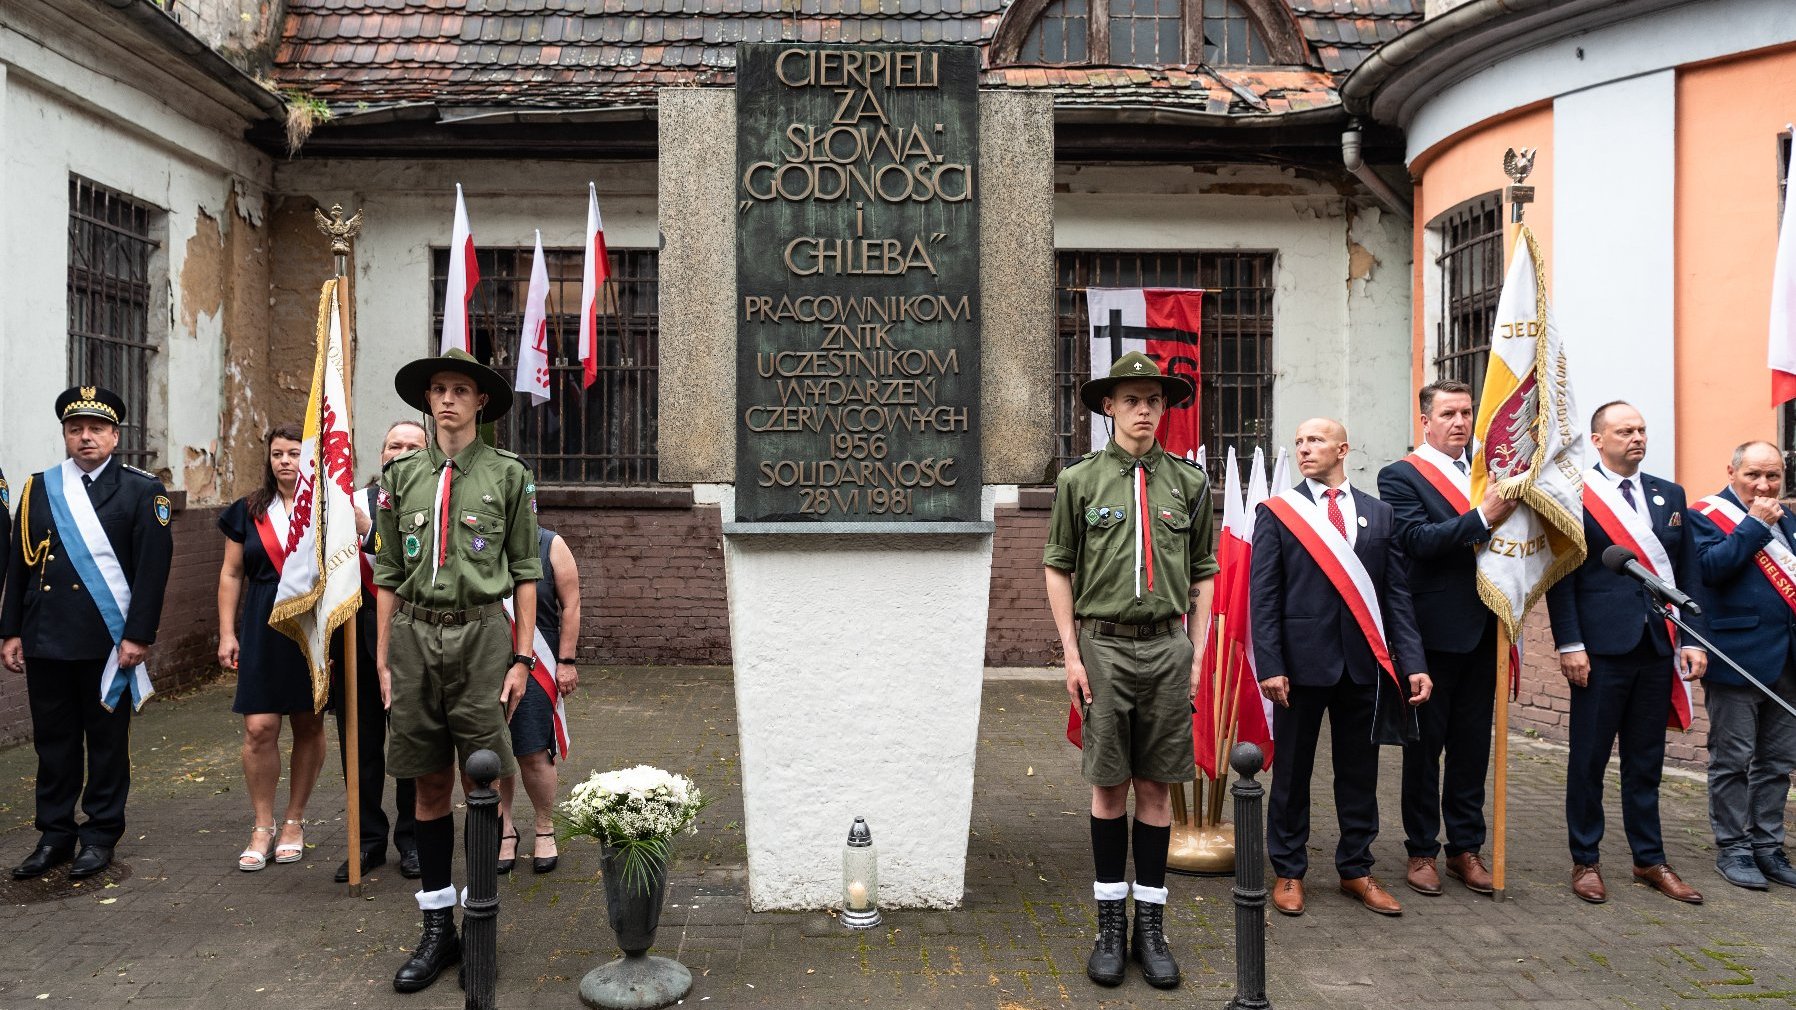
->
xmin=395 ymin=347 xmax=514 ymax=420
xmin=55 ymin=385 xmax=127 ymax=425
xmin=1078 ymin=351 xmax=1195 ymax=414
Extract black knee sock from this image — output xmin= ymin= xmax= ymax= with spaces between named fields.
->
xmin=1091 ymin=814 xmax=1128 ymax=884
xmin=416 ymin=814 xmax=454 ymax=893
xmin=1132 ymin=820 xmax=1171 ymax=890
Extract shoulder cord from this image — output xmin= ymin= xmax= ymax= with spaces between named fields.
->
xmin=18 ymin=475 xmax=51 ymax=572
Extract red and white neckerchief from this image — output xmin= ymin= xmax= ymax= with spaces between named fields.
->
xmin=433 ymin=460 xmax=455 ymax=579
xmin=1132 ymin=460 xmax=1155 ymax=597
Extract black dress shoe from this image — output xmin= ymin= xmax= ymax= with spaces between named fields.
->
xmin=68 ymin=845 xmax=113 ymax=880
xmin=335 ymin=850 xmax=389 ymax=883
xmin=12 ymin=844 xmax=73 ymax=880
xmin=398 ymin=848 xmax=422 ymax=879
xmin=393 ymin=908 xmax=460 ymax=993
xmin=496 ymin=831 xmax=519 ymax=876
xmin=532 ymin=832 xmax=558 ymax=874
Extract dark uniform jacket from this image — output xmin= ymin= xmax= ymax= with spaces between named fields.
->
xmin=1546 ymin=470 xmax=1699 ymax=658
xmin=1377 ymin=457 xmax=1495 ymax=654
xmin=1686 ymin=486 xmax=1796 ymax=688
xmin=0 ymin=460 xmax=173 ymax=660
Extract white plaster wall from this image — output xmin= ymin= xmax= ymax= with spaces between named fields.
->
xmin=1553 ymin=73 xmax=1677 ymax=476
xmin=1404 ymin=0 xmax=1796 ymax=161
xmin=1054 ymin=165 xmax=1416 ymax=487
xmin=0 ymin=13 xmax=269 ymax=489
xmin=273 ymin=159 xmax=659 ymax=484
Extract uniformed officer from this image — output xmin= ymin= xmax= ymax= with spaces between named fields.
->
xmin=374 ymin=349 xmax=541 ymax=994
xmin=1045 ymin=351 xmax=1218 ymax=991
xmin=1 ymin=386 xmax=173 ymax=881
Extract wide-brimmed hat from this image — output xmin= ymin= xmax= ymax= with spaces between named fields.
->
xmin=55 ymin=384 xmax=126 ymax=425
xmin=1079 ymin=351 xmax=1195 ymax=414
xmin=395 ymin=348 xmax=514 ymax=420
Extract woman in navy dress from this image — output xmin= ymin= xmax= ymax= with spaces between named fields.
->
xmin=217 ymin=424 xmax=327 ymax=871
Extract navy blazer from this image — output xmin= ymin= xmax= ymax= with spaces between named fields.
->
xmin=1377 ymin=457 xmax=1495 ymax=654
xmin=1686 ymin=486 xmax=1796 ymax=688
xmin=1251 ymin=484 xmax=1427 ymax=688
xmin=1546 ymin=470 xmax=1700 ymax=658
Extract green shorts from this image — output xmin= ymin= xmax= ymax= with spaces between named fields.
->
xmin=386 ymin=606 xmax=520 ymax=780
xmin=1078 ymin=625 xmax=1196 ymax=787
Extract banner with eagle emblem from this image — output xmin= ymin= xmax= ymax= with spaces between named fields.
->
xmin=1469 ymin=223 xmax=1586 ymax=638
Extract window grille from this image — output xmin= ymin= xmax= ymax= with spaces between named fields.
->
xmin=1018 ymin=0 xmax=1091 ymax=63
xmin=429 ymin=247 xmax=659 ymax=485
xmin=1433 ymin=195 xmax=1504 ymax=402
xmin=1107 ymin=0 xmax=1182 ymax=64
xmin=67 ymin=176 xmax=160 ymax=469
xmin=1054 ymin=251 xmax=1276 ymax=473
xmin=1202 ymin=0 xmax=1272 ymax=65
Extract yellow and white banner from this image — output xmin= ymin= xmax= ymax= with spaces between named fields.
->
xmin=270 ymin=279 xmax=363 ymax=711
xmin=1470 ymin=225 xmax=1587 ymax=637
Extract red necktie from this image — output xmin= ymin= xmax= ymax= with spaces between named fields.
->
xmin=1325 ymin=488 xmax=1348 ymax=540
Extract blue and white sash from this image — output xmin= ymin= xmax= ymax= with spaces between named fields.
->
xmin=44 ymin=459 xmax=151 ymax=712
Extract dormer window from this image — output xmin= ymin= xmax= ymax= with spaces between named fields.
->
xmin=1003 ymin=0 xmax=1304 ymax=68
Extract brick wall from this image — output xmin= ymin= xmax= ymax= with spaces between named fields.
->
xmin=986 ymin=505 xmax=1060 ymax=667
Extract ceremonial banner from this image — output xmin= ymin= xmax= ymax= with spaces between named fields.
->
xmin=577 ymin=181 xmax=610 ymax=390
xmin=1470 ymin=226 xmax=1586 ymax=638
xmin=439 ymin=183 xmax=478 ymax=355
xmin=271 ymin=279 xmax=363 ymax=711
xmin=1771 ymin=133 xmax=1796 ymax=407
xmin=1085 ymin=288 xmax=1204 ymax=458
xmin=514 ymin=231 xmax=552 ymax=407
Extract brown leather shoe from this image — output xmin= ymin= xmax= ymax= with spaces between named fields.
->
xmin=1446 ymin=852 xmax=1494 ymax=895
xmin=1405 ymin=856 xmax=1442 ymax=896
xmin=1633 ymin=863 xmax=1704 ymax=904
xmin=1271 ymin=877 xmax=1305 ymax=916
xmin=1571 ymin=862 xmax=1606 ymax=903
xmin=1339 ymin=875 xmax=1403 ymax=916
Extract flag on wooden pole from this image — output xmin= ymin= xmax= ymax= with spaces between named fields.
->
xmin=515 ymin=231 xmax=552 ymax=408
xmin=577 ymin=181 xmax=610 ymax=390
xmin=439 ymin=184 xmax=478 ymax=355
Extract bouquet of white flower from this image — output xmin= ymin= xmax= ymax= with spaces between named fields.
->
xmin=560 ymin=765 xmax=706 ymax=893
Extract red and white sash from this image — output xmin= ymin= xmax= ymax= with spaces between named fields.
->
xmin=501 ymin=597 xmax=570 ymax=759
xmin=1581 ymin=469 xmax=1692 ymax=730
xmin=253 ymin=496 xmax=291 ymax=577
xmin=1402 ymin=452 xmax=1471 ymax=515
xmin=1692 ymin=494 xmax=1796 ymax=618
xmin=1262 ymin=488 xmax=1399 ymax=687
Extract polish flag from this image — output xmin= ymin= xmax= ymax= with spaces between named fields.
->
xmin=439 ymin=184 xmax=478 ymax=355
xmin=1772 ymin=132 xmax=1796 ymax=406
xmin=577 ymin=181 xmax=610 ymax=390
xmin=1084 ymin=288 xmax=1204 ymax=458
xmin=514 ymin=231 xmax=552 ymax=408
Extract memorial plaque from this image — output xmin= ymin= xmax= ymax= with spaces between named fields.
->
xmin=734 ymin=44 xmax=982 ymax=525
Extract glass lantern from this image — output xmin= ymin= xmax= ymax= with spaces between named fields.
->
xmin=840 ymin=816 xmax=881 ymax=929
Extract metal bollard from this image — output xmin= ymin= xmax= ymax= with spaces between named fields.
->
xmin=1225 ymin=742 xmax=1271 ymax=1010
xmin=463 ymin=749 xmax=503 ymax=1010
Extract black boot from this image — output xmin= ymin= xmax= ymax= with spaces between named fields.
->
xmin=1086 ymin=898 xmax=1128 ymax=986
xmin=393 ymin=908 xmax=461 ymax=993
xmin=1131 ymin=900 xmax=1181 ymax=989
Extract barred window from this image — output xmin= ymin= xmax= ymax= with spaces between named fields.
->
xmin=1054 ymin=251 xmax=1276 ymax=473
xmin=1107 ymin=0 xmax=1182 ymax=64
xmin=1018 ymin=0 xmax=1091 ymax=62
xmin=1433 ymin=195 xmax=1503 ymax=401
xmin=67 ymin=177 xmax=161 ymax=469
xmin=429 ymin=247 xmax=659 ymax=485
xmin=1202 ymin=0 xmax=1272 ymax=65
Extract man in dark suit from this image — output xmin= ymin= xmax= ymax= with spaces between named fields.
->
xmin=1 ymin=386 xmax=173 ymax=880
xmin=1548 ymin=400 xmax=1706 ymax=904
xmin=1378 ymin=380 xmax=1516 ymax=897
xmin=1253 ymin=417 xmax=1431 ymax=917
xmin=1685 ymin=440 xmax=1796 ymax=891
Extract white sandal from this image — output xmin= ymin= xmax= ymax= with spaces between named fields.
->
xmin=239 ymin=825 xmax=276 ymax=872
xmin=273 ymin=819 xmax=306 ymax=864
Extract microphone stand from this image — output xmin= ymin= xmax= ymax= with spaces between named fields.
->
xmin=1646 ymin=590 xmax=1796 ymax=721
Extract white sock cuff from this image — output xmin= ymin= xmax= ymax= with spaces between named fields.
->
xmin=460 ymin=886 xmax=471 ymax=908
xmin=416 ymin=885 xmax=457 ymax=910
xmin=1132 ymin=883 xmax=1169 ymax=904
xmin=1094 ymin=880 xmax=1130 ymax=901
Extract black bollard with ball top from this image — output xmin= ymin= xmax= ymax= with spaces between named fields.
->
xmin=1226 ymin=742 xmax=1271 ymax=1010
xmin=463 ymin=748 xmax=502 ymax=1010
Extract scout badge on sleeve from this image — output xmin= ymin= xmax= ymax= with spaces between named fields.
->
xmin=154 ymin=494 xmax=172 ymax=527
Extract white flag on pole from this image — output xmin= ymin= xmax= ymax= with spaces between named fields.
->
xmin=439 ymin=183 xmax=478 ymax=355
xmin=514 ymin=231 xmax=552 ymax=407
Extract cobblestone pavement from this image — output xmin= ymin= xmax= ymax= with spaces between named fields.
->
xmin=1 ymin=667 xmax=1793 ymax=1009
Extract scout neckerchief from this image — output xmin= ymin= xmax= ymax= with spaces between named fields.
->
xmin=1261 ymin=486 xmax=1400 ymax=690
xmin=433 ymin=458 xmax=455 ymax=581
xmin=500 ymin=597 xmax=570 ymax=759
xmin=1132 ymin=457 xmax=1155 ymax=597
xmin=1692 ymin=493 xmax=1796 ymax=618
xmin=1402 ymin=451 xmax=1471 ymax=514
xmin=253 ymin=495 xmax=291 ymax=577
xmin=44 ymin=458 xmax=151 ymax=712
xmin=1581 ymin=467 xmax=1692 ymax=731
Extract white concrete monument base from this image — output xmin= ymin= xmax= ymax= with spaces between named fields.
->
xmin=722 ymin=494 xmax=994 ymax=911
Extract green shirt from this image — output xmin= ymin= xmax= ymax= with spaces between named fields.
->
xmin=1044 ymin=440 xmax=1218 ymax=623
xmin=374 ymin=438 xmax=542 ymax=609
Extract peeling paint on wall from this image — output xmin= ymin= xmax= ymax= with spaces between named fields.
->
xmin=180 ymin=210 xmax=227 ymax=337
xmin=183 ymin=442 xmax=220 ymax=502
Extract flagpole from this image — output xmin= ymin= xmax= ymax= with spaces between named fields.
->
xmin=1492 ymin=626 xmax=1511 ymax=902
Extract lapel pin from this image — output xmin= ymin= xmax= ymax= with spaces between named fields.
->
xmin=1652 ymin=494 xmax=1666 ymax=506
xmin=1357 ymin=516 xmax=1368 ymax=527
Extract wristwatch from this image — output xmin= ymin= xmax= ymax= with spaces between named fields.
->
xmin=512 ymin=653 xmax=537 ymax=671
xmin=558 ymin=656 xmax=578 ymax=665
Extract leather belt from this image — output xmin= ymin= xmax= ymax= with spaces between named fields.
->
xmin=1089 ymin=619 xmax=1178 ymax=639
xmin=398 ymin=600 xmax=503 ymax=627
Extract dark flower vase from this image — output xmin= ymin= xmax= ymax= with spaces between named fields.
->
xmin=580 ymin=842 xmax=693 ymax=1010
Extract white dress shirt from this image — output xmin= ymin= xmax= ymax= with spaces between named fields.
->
xmin=1305 ymin=477 xmax=1358 ymax=546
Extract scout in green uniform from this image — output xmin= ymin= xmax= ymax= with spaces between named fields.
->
xmin=374 ymin=348 xmax=542 ymax=994
xmin=1044 ymin=351 xmax=1217 ymax=991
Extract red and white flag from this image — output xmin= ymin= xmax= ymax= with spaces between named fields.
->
xmin=1772 ymin=129 xmax=1796 ymax=406
xmin=514 ymin=231 xmax=552 ymax=408
xmin=439 ymin=183 xmax=479 ymax=355
xmin=577 ymin=181 xmax=610 ymax=390
xmin=1085 ymin=288 xmax=1204 ymax=458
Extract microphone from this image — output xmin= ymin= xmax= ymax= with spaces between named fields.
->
xmin=1601 ymin=545 xmax=1703 ymax=615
